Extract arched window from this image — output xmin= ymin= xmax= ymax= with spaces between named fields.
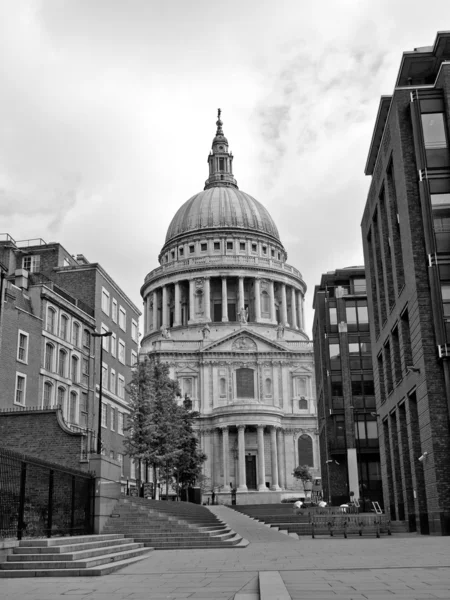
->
xmin=298 ymin=434 xmax=313 ymax=467
xmin=43 ymin=381 xmax=53 ymax=405
xmin=60 ymin=314 xmax=69 ymax=340
xmin=58 ymin=349 xmax=67 ymax=377
xmin=299 ymin=397 xmax=308 ymax=410
xmin=219 ymin=377 xmax=226 ymax=397
xmin=71 ymin=355 xmax=79 ymax=383
xmin=72 ymin=322 xmax=80 ymax=347
xmin=69 ymin=391 xmax=78 ymax=424
xmin=82 ymin=329 xmax=90 ymax=350
xmin=57 ymin=386 xmax=66 ymax=411
xmin=45 ymin=343 xmax=54 ymax=371
xmin=261 ymin=291 xmax=270 ymax=315
xmin=265 ymin=378 xmax=272 ymax=396
xmin=236 ymin=368 xmax=254 ymax=398
xmin=47 ymin=307 xmax=56 ymax=333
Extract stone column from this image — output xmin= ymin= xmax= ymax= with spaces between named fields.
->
xmin=238 ymin=276 xmax=245 ymax=313
xmin=213 ymin=428 xmax=220 ymax=488
xmin=296 ymin=291 xmax=302 ymax=330
xmin=291 ymin=287 xmax=298 ymax=329
xmin=152 ymin=290 xmax=158 ymax=331
xmin=270 ymin=427 xmax=281 ymax=490
xmin=204 ymin=277 xmax=211 ymax=322
xmin=300 ymin=295 xmax=305 ymax=330
xmin=162 ymin=286 xmax=169 ymax=327
xmin=257 ymin=425 xmax=266 ymax=491
xmin=173 ymin=282 xmax=181 ymax=327
xmin=269 ymin=281 xmax=276 ymax=323
xmin=221 ymin=427 xmax=231 ymax=492
xmin=237 ymin=425 xmax=247 ymax=491
xmin=189 ymin=279 xmax=195 ymax=323
xmin=254 ymin=278 xmax=261 ymax=322
xmin=222 ymin=277 xmax=228 ymax=322
xmin=277 ymin=428 xmax=285 ymax=489
xmin=281 ymin=283 xmax=289 ymax=327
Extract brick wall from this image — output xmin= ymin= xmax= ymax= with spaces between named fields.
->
xmin=0 ymin=409 xmax=89 ymax=472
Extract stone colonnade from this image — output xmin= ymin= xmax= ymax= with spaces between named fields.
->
xmin=144 ymin=275 xmax=305 ymax=332
xmin=203 ymin=424 xmax=286 ymax=493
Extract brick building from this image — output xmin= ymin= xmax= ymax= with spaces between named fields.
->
xmin=0 ymin=234 xmax=141 ymax=487
xmin=361 ymin=32 xmax=450 ymax=534
xmin=313 ymin=267 xmax=382 ymax=509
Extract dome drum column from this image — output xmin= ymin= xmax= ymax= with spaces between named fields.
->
xmin=281 ymin=283 xmax=289 ymax=327
xmin=188 ymin=279 xmax=195 ymax=324
xmin=162 ymin=285 xmax=169 ymax=328
xmin=269 ymin=281 xmax=277 ymax=324
xmin=221 ymin=277 xmax=229 ymax=322
xmin=173 ymin=282 xmax=181 ymax=327
xmin=152 ymin=290 xmax=158 ymax=331
xmin=254 ymin=278 xmax=261 ymax=322
xmin=291 ymin=287 xmax=298 ymax=330
xmin=204 ymin=277 xmax=211 ymax=322
xmin=238 ymin=277 xmax=245 ymax=315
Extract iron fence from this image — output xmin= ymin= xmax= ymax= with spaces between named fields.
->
xmin=0 ymin=446 xmax=94 ymax=540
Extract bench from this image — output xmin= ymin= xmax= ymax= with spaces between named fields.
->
xmin=311 ymin=514 xmax=391 ymax=538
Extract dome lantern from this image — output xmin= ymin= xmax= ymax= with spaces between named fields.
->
xmin=204 ymin=109 xmax=238 ymax=190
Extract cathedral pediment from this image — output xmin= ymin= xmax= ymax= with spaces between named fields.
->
xmin=201 ymin=327 xmax=289 ymax=354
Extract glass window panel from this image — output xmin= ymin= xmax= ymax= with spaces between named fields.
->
xmin=346 ymin=306 xmax=357 ymax=324
xmin=421 ymin=113 xmax=447 ymax=149
xmin=357 ymin=305 xmax=369 ymax=324
xmin=366 ymin=421 xmax=378 ymax=439
xmin=442 ymin=284 xmax=450 ymax=301
xmin=431 ymin=193 xmax=450 ymax=208
xmin=356 ymin=421 xmax=366 ymax=439
xmin=348 ymin=342 xmax=359 ymax=354
xmin=329 ymin=307 xmax=337 ymax=325
xmin=329 ymin=343 xmax=340 ymax=359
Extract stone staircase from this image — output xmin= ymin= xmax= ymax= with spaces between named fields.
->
xmin=103 ymin=496 xmax=245 ymax=549
xmin=231 ymin=504 xmax=410 ymax=536
xmin=0 ymin=534 xmax=153 ymax=577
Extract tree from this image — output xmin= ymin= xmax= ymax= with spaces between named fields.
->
xmin=292 ymin=464 xmax=313 ymax=498
xmin=124 ymin=356 xmax=182 ymax=498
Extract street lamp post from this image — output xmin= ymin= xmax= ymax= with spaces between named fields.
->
xmin=92 ymin=331 xmax=113 ymax=455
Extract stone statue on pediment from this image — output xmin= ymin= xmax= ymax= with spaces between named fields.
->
xmin=202 ymin=323 xmax=211 ymax=340
xmin=238 ymin=306 xmax=248 ymax=324
xmin=276 ymin=323 xmax=284 ymax=340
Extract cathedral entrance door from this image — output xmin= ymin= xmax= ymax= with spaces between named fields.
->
xmin=245 ymin=455 xmax=257 ymax=490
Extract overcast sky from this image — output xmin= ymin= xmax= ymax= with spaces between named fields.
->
xmin=1 ymin=1 xmax=448 ymax=336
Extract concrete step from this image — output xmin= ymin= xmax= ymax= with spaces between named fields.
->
xmin=18 ymin=534 xmax=124 ymax=547
xmin=8 ymin=542 xmax=144 ymax=562
xmin=14 ymin=537 xmax=129 ymax=555
xmin=0 ymin=553 xmax=151 ymax=578
xmin=1 ymin=546 xmax=152 ymax=571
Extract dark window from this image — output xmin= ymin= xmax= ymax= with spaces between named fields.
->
xmin=252 ymin=243 xmax=257 ymax=252
xmin=213 ymin=303 xmax=222 ymax=322
xmin=214 ymin=241 xmax=220 ymax=251
xmin=227 ymin=241 xmax=233 ymax=250
xmin=219 ymin=157 xmax=225 ymax=171
xmin=240 ymin=242 xmax=245 ymax=251
xmin=236 ymin=368 xmax=254 ymax=398
xmin=201 ymin=243 xmax=207 ymax=251
xmin=298 ymin=434 xmax=313 ymax=466
xmin=346 ymin=301 xmax=369 ymax=332
xmin=421 ymin=112 xmax=450 ymax=168
xmin=189 ymin=245 xmax=195 ymax=254
xmin=331 ymin=378 xmax=343 ymax=396
xmin=262 ymin=246 xmax=267 ymax=255
xmin=228 ymin=303 xmax=236 ymax=322
xmin=329 ymin=342 xmax=341 ymax=370
xmin=171 ymin=251 xmax=175 ymax=259
xmin=271 ymin=249 xmax=275 ymax=257
xmin=179 ymin=247 xmax=184 ymax=256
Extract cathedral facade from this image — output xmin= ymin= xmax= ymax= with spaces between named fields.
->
xmin=140 ymin=112 xmax=319 ymax=502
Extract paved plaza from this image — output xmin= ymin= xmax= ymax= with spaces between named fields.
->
xmin=3 ymin=506 xmax=450 ymax=599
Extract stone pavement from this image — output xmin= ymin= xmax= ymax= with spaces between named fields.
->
xmin=3 ymin=505 xmax=450 ymax=599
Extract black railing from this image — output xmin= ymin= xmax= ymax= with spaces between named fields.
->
xmin=0 ymin=446 xmax=94 ymax=540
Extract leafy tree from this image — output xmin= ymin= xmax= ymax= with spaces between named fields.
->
xmin=124 ymin=356 xmax=182 ymax=498
xmin=292 ymin=464 xmax=313 ymax=497
xmin=173 ymin=401 xmax=207 ymax=492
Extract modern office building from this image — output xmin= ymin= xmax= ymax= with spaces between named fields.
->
xmin=0 ymin=234 xmax=141 ymax=486
xmin=313 ymin=267 xmax=382 ymax=509
xmin=361 ymin=31 xmax=450 ymax=534
xmin=140 ymin=112 xmax=319 ymax=502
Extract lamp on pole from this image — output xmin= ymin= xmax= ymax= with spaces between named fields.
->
xmin=92 ymin=330 xmax=113 ymax=455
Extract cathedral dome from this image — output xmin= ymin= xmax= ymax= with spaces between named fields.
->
xmin=165 ymin=186 xmax=280 ymax=244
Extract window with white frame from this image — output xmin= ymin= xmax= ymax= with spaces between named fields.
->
xmin=57 ymin=386 xmax=66 ymax=411
xmin=102 ymin=363 xmax=108 ymax=388
xmin=82 ymin=329 xmax=90 ymax=350
xmin=110 ymin=406 xmax=116 ymax=431
xmin=72 ymin=322 xmax=80 ymax=347
xmin=58 ymin=349 xmax=67 ymax=377
xmin=69 ymin=391 xmax=78 ymax=423
xmin=119 ymin=307 xmax=126 ymax=331
xmin=118 ymin=412 xmax=124 ymax=434
xmin=15 ymin=373 xmax=26 ymax=405
xmin=131 ymin=350 xmax=138 ymax=367
xmin=60 ymin=314 xmax=69 ymax=340
xmin=101 ymin=402 xmax=107 ymax=427
xmin=82 ymin=358 xmax=89 ymax=386
xmin=17 ymin=331 xmax=29 ymax=363
xmin=102 ymin=288 xmax=110 ymax=315
xmin=71 ymin=355 xmax=79 ymax=383
xmin=110 ymin=369 xmax=116 ymax=394
xmin=112 ymin=299 xmax=118 ymax=323
xmin=111 ymin=333 xmax=117 ymax=357
xmin=47 ymin=306 xmax=57 ymax=334
xmin=43 ymin=380 xmax=53 ymax=405
xmin=101 ymin=324 xmax=109 ymax=351
xmin=22 ymin=255 xmax=40 ymax=273
xmin=131 ymin=319 xmax=138 ymax=342
xmin=118 ymin=340 xmax=125 ymax=364
xmin=118 ymin=375 xmax=125 ymax=399
xmin=45 ymin=342 xmax=55 ymax=371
